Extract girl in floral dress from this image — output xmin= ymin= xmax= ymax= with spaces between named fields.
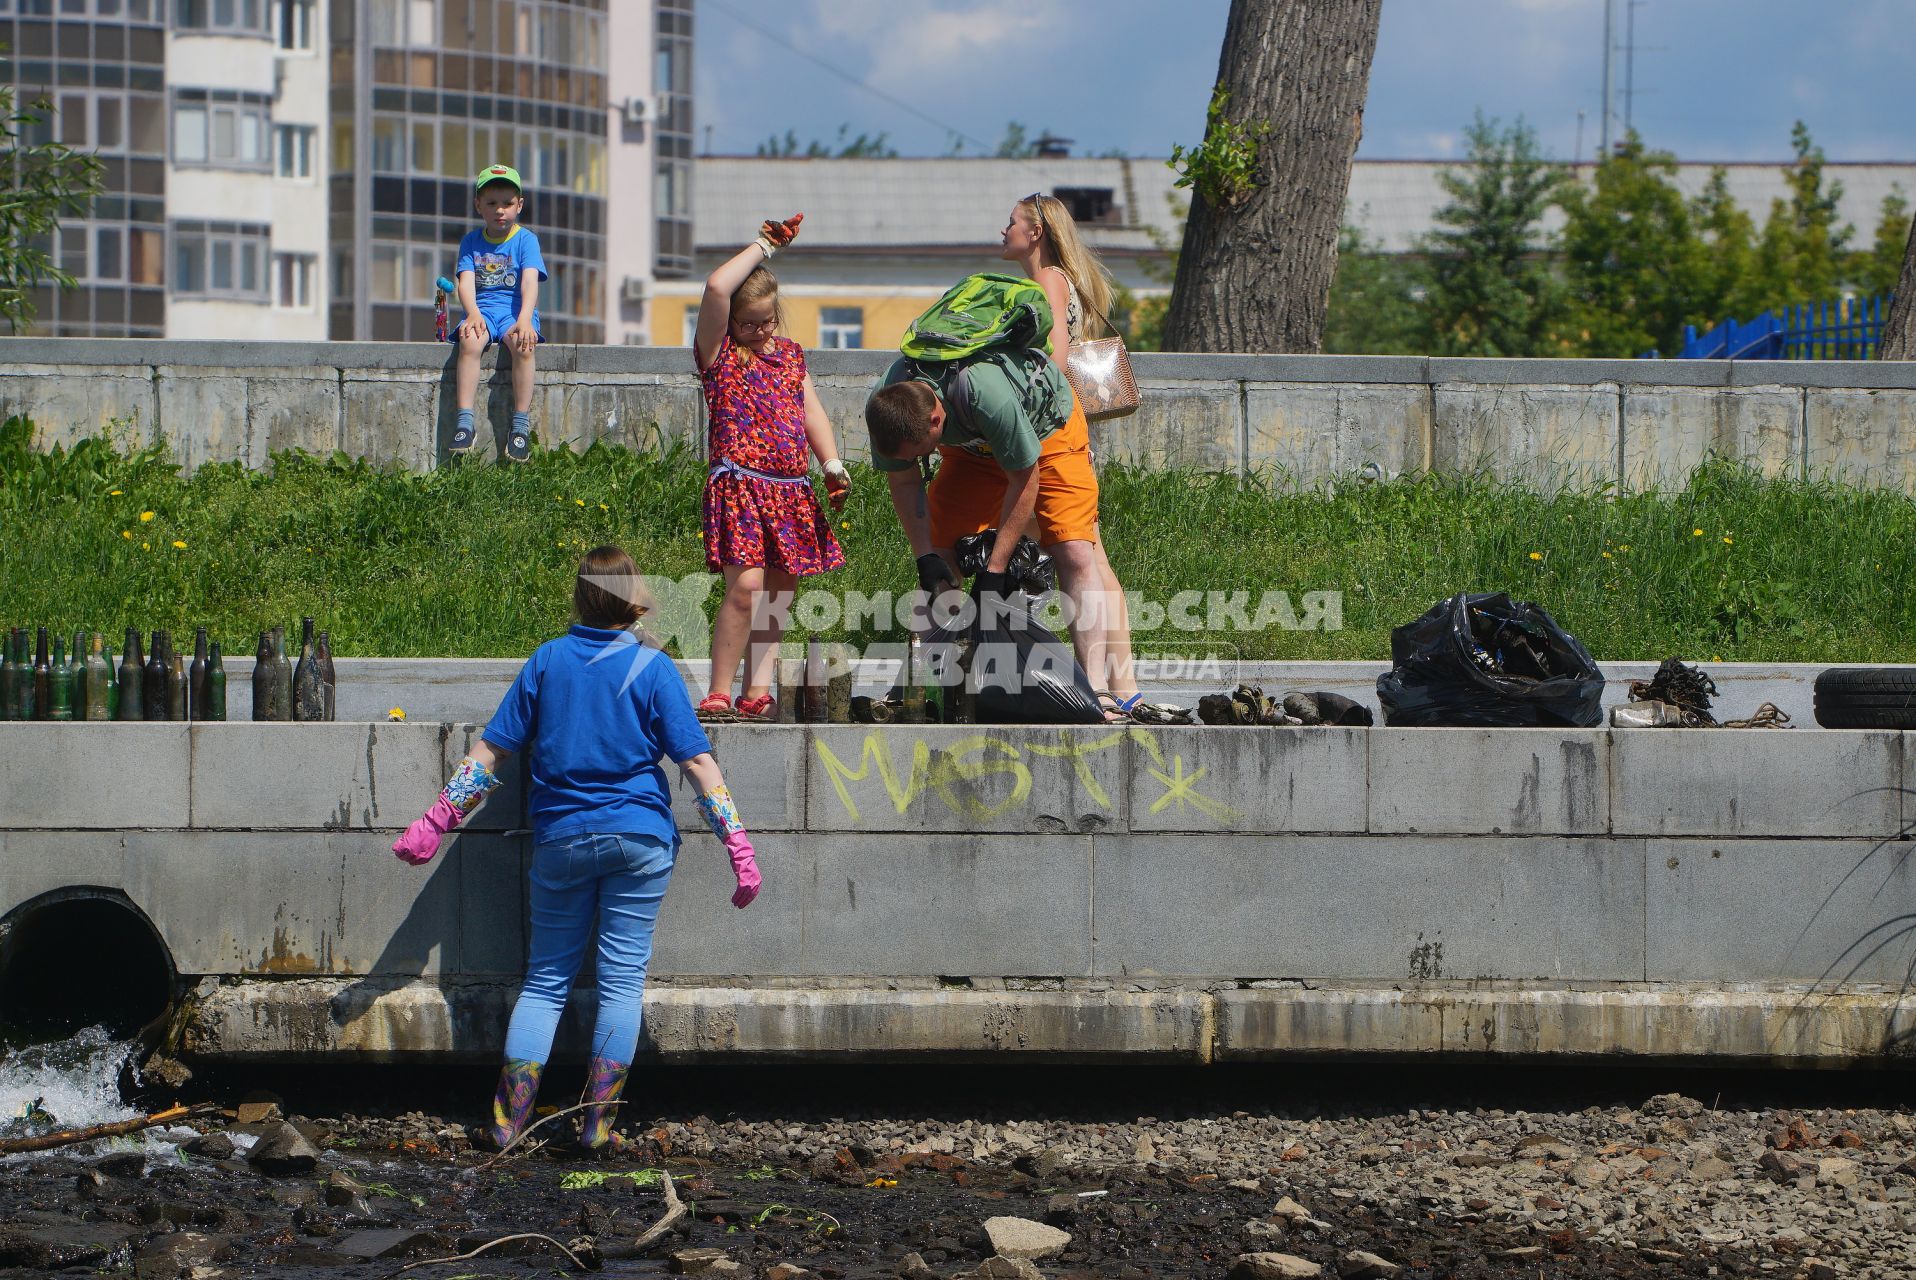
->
xmin=694 ymin=213 xmax=848 ymax=720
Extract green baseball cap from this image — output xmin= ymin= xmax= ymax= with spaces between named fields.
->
xmin=474 ymin=163 xmax=523 ymax=193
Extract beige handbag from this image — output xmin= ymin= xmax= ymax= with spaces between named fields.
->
xmin=1063 ymin=296 xmax=1140 ymax=422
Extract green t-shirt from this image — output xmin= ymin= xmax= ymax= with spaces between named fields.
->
xmin=869 ymin=349 xmax=1071 ymax=474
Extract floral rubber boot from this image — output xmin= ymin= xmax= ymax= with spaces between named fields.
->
xmin=579 ymin=1056 xmax=629 ymax=1152
xmin=485 ymin=1057 xmax=543 ymax=1149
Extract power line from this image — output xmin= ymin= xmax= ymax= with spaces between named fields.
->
xmin=701 ymin=0 xmax=1003 ymax=157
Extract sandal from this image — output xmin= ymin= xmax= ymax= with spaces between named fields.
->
xmin=1096 ymin=691 xmax=1143 ymax=724
xmin=735 ymin=693 xmax=777 ymax=721
xmin=696 ymin=691 xmax=737 ymax=722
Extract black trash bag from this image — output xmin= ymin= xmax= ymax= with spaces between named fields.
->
xmin=967 ymin=594 xmax=1101 ymax=725
xmin=1376 ymin=591 xmax=1605 ymax=728
xmin=954 ymin=528 xmax=1057 ymax=596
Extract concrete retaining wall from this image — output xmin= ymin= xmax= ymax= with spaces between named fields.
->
xmin=6 ymin=340 xmax=1916 ymax=491
xmin=2 ymin=720 xmax=1912 ymax=1065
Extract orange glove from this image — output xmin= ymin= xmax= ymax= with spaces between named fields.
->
xmin=757 ymin=213 xmax=803 ymax=251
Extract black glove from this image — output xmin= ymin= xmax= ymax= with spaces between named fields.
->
xmin=916 ymin=552 xmax=958 ymax=596
xmin=970 ymin=569 xmax=1018 ymax=627
xmin=971 ymin=569 xmax=1013 ymax=599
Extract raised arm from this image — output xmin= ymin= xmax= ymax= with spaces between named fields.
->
xmin=694 ymin=213 xmax=802 ymax=370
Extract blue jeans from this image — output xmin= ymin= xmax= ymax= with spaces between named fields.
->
xmin=504 ymin=832 xmax=675 ymax=1068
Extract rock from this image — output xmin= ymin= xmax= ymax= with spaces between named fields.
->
xmin=183 ymin=1132 xmax=235 ymax=1160
xmin=1352 ymin=1145 xmax=1393 ymax=1165
xmin=1638 ymin=1248 xmax=1684 ymax=1262
xmin=1816 ymin=1156 xmax=1860 ymax=1188
xmin=133 ymin=1231 xmax=233 ymax=1279
xmin=1246 ymin=1220 xmax=1287 ymax=1240
xmin=96 ymin=1151 xmax=146 ymax=1178
xmin=1499 ymin=1246 xmax=1545 ymax=1259
xmin=983 ymin=1216 xmax=1071 ymax=1261
xmin=1760 ymin=1150 xmax=1813 ymax=1182
xmin=703 ymin=1263 xmax=744 ymax=1277
xmin=1832 ymin=1129 xmax=1866 ymax=1149
xmin=976 ymin=1259 xmax=1042 ymax=1280
xmin=1270 ymin=1196 xmax=1311 ymax=1222
xmin=1133 ymin=1133 xmax=1158 ymax=1164
xmin=1691 ymin=1155 xmax=1735 ymax=1181
xmin=236 ymin=1098 xmax=283 ymax=1125
xmin=334 ymin=1229 xmax=434 ymax=1261
xmin=1567 ymin=1158 xmax=1608 ymax=1188
xmin=1339 ymin=1250 xmax=1400 ymax=1279
xmin=0 ymin=1213 xmax=139 ymax=1270
xmin=1231 ymin=1253 xmax=1324 ymax=1279
xmin=1642 ymin=1093 xmax=1704 ymax=1118
xmin=143 ymin=1052 xmax=193 ymax=1088
xmin=1802 ymin=1260 xmax=1840 ymax=1280
xmin=73 ymin=1168 xmax=109 ymax=1199
xmin=248 ymin=1121 xmax=321 ymax=1176
xmin=895 ymin=1253 xmax=935 ymax=1280
xmin=1042 ymin=1192 xmax=1080 ymax=1226
xmin=670 ymin=1247 xmax=734 ymax=1274
xmin=1896 ymin=1154 xmax=1916 ymax=1178
xmin=1229 ymin=1178 xmax=1263 ymax=1191
xmin=1011 ymin=1147 xmax=1064 ymax=1180
xmin=323 ymin=1171 xmax=367 ymax=1207
xmin=1512 ymin=1134 xmax=1576 ymax=1161
xmin=1452 ymin=1151 xmax=1503 ymax=1168
xmin=767 ymin=1266 xmax=816 ymax=1280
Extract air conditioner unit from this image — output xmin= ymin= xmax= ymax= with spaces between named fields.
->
xmin=621 ymin=276 xmax=648 ymax=303
xmin=621 ymin=97 xmax=649 ymax=128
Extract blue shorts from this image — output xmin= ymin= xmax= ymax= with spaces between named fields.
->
xmin=448 ymin=299 xmax=543 ymax=346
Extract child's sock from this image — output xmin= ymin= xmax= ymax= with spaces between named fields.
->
xmin=510 ymin=411 xmax=530 ymax=438
xmin=456 ymin=407 xmax=474 ymax=432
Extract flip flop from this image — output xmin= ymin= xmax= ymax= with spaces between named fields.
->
xmin=1096 ymin=691 xmax=1143 ymax=724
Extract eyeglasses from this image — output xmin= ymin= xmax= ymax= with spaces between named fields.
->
xmin=732 ymin=316 xmax=776 ymax=333
xmin=1025 ymin=192 xmax=1044 ymax=231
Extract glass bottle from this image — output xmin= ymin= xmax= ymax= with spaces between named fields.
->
xmin=102 ymin=632 xmax=119 ymax=720
xmin=205 ymin=642 xmax=227 ymax=722
xmin=47 ymin=636 xmax=73 ymax=721
xmin=143 ymin=629 xmax=170 ymax=721
xmin=167 ymin=652 xmax=186 ymax=721
xmin=0 ymin=629 xmax=16 ymax=722
xmin=32 ymin=627 xmax=51 ymax=721
xmin=83 ymin=634 xmax=110 ymax=721
xmin=293 ymin=616 xmax=324 ymax=721
xmin=188 ymin=626 xmax=208 ymax=722
xmin=800 ymin=638 xmax=828 ymax=723
xmin=315 ymin=630 xmax=336 ymax=721
xmin=273 ymin=626 xmax=293 ymax=721
xmin=252 ymin=630 xmax=274 ymax=722
xmin=69 ymin=627 xmax=88 ymax=713
xmin=118 ymin=629 xmax=144 ymax=722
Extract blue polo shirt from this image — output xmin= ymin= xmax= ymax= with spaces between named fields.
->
xmin=481 ymin=625 xmax=712 ymax=847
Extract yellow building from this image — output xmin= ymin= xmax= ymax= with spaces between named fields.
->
xmin=650 ymin=156 xmax=1179 ymax=350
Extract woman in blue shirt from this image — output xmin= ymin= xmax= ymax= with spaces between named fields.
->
xmin=393 ymin=545 xmax=760 ymax=1152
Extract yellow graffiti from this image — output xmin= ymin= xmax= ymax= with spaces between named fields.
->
xmin=937 ymin=737 xmax=1034 ymax=820
xmin=1130 ymin=727 xmax=1242 ymax=825
xmin=814 ymin=733 xmax=935 ymax=824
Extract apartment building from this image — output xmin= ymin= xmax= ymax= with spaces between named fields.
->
xmin=3 ymin=0 xmax=690 ymax=343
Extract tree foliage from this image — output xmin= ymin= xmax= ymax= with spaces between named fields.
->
xmin=1557 ymin=134 xmax=1707 ymax=359
xmin=756 ymin=124 xmax=897 ymax=159
xmin=1 ymin=84 xmax=105 ymax=334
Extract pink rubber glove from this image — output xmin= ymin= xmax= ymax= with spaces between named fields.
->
xmin=393 ymin=795 xmax=463 ymax=866
xmin=724 ymin=831 xmax=760 ymax=908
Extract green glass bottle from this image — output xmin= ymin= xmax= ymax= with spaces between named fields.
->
xmin=293 ymin=616 xmax=324 ymax=721
xmin=251 ymin=630 xmax=273 ymax=722
xmin=205 ymin=642 xmax=227 ymax=722
xmin=0 ymin=628 xmax=16 ymax=722
xmin=32 ymin=627 xmax=50 ymax=721
xmin=47 ymin=637 xmax=73 ymax=721
xmin=166 ymin=652 xmax=186 ymax=721
xmin=118 ymin=628 xmax=144 ymax=722
xmin=17 ymin=629 xmax=36 ymax=721
xmin=188 ymin=627 xmax=208 ymax=722
xmin=82 ymin=634 xmax=110 ymax=721
xmin=273 ymin=625 xmax=293 ymax=721
xmin=102 ymin=632 xmax=119 ymax=720
xmin=69 ymin=627 xmax=88 ymax=713
xmin=143 ymin=629 xmax=169 ymax=721
xmin=315 ymin=629 xmax=337 ymax=721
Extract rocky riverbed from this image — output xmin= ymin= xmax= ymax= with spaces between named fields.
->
xmin=1 ymin=1059 xmax=1912 ymax=1279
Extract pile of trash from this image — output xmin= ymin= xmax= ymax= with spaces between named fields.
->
xmin=1377 ymin=592 xmax=1605 ymax=728
xmin=1196 ymin=685 xmax=1373 ymax=727
xmin=1613 ymin=657 xmax=1791 ymax=729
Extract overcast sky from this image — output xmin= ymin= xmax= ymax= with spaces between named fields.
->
xmin=693 ymin=0 xmax=1915 ymax=164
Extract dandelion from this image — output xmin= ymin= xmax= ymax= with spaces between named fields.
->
xmin=1617 ymin=544 xmax=1632 ymax=552
xmin=1601 ymin=551 xmax=1613 ymax=559
xmin=1692 ymin=528 xmax=1703 ymax=537
xmin=140 ymin=510 xmax=155 ymax=523
xmin=1722 ymin=536 xmax=1733 ymax=545
xmin=122 ymin=530 xmax=131 ymax=539
xmin=387 ymin=706 xmax=406 ymax=722
xmin=141 ymin=542 xmax=150 ymax=551
xmin=171 ymin=540 xmax=187 ymax=549
xmin=1710 ymin=655 xmax=1721 ymax=662
xmin=109 ymin=489 xmax=122 ymax=496
xmin=575 ymin=498 xmax=585 ymax=507
xmin=598 ymin=503 xmax=608 ymax=511
xmin=840 ymin=520 xmax=852 ymax=530
xmin=1528 ymin=551 xmax=1543 ymax=561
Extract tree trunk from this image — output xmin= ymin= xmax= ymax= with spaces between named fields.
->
xmin=1879 ymin=211 xmax=1916 ymax=360
xmin=1161 ymin=0 xmax=1383 ymax=353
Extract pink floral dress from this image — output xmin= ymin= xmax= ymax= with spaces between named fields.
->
xmin=698 ymin=335 xmax=845 ymax=576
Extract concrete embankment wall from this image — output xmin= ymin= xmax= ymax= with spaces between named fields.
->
xmin=1 ymin=719 xmax=1911 ymax=1065
xmin=5 ymin=339 xmax=1916 ymax=491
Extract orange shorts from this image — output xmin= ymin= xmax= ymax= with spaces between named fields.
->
xmin=926 ymin=398 xmax=1100 ymax=548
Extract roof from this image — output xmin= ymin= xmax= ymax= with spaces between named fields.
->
xmin=695 ymin=156 xmax=1916 ymax=256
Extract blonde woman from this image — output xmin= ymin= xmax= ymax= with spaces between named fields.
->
xmin=995 ymin=193 xmax=1139 ymax=716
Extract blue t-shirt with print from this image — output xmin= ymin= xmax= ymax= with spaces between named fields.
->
xmin=455 ymin=224 xmax=546 ymax=336
xmin=480 ymin=625 xmax=712 ymax=847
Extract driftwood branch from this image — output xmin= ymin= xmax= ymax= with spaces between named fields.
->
xmin=0 ymin=1103 xmax=212 ymax=1154
xmin=478 ymin=1099 xmax=625 ymax=1168
xmin=388 ymin=1231 xmax=592 ymax=1275
xmin=599 ymin=1170 xmax=688 ymax=1260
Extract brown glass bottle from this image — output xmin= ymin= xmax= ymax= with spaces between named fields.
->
xmin=293 ymin=617 xmax=324 ymax=721
xmin=143 ymin=630 xmax=170 ymax=721
xmin=167 ymin=652 xmax=186 ymax=721
xmin=83 ymin=634 xmax=110 ymax=721
xmin=47 ymin=637 xmax=73 ymax=721
xmin=205 ymin=642 xmax=227 ymax=722
xmin=118 ymin=629 xmax=144 ymax=722
xmin=315 ymin=630 xmax=336 ymax=721
xmin=188 ymin=627 xmax=208 ymax=722
xmin=251 ymin=630 xmax=273 ymax=721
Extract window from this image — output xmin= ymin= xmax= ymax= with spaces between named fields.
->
xmin=275 ymin=123 xmax=314 ymax=178
xmin=1053 ymin=186 xmax=1117 ymax=225
xmin=818 ymin=306 xmax=864 ymax=350
xmin=680 ymin=307 xmax=697 ymax=347
xmin=274 ymin=0 xmax=313 ymax=50
xmin=172 ymin=90 xmax=272 ymax=169
xmin=274 ymin=252 xmax=314 ymax=308
xmin=174 ymin=0 xmax=270 ymax=34
xmin=171 ymin=221 xmax=271 ymax=301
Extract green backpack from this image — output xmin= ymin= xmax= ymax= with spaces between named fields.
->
xmin=899 ymin=272 xmax=1054 ymax=362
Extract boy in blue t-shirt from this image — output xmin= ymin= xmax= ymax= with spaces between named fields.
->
xmin=450 ymin=163 xmax=548 ymax=462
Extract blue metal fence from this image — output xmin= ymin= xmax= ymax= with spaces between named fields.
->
xmin=1661 ymin=294 xmax=1892 ymax=359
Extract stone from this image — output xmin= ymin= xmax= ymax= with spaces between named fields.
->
xmin=768 ymin=1266 xmax=818 ymax=1280
xmin=1499 ymin=1246 xmax=1545 ymax=1259
xmin=702 ymin=1263 xmax=744 ymax=1277
xmin=0 ymin=1213 xmax=139 ymax=1270
xmin=1759 ymin=1150 xmax=1813 ymax=1182
xmin=1512 ymin=1134 xmax=1576 ymax=1161
xmin=1452 ymin=1152 xmax=1503 ymax=1168
xmin=1816 ymin=1156 xmax=1860 ymax=1188
xmin=1352 ymin=1145 xmax=1393 ymax=1165
xmin=1042 ymin=1192 xmax=1080 ymax=1225
xmin=334 ymin=1229 xmax=434 ymax=1261
xmin=235 ymin=1096 xmax=283 ymax=1125
xmin=96 ymin=1151 xmax=146 ymax=1178
xmin=1271 ymin=1196 xmax=1311 ymax=1222
xmin=1802 ymin=1261 xmax=1840 ymax=1280
xmin=983 ymin=1216 xmax=1071 ymax=1261
xmin=1339 ymin=1251 xmax=1401 ymax=1279
xmin=1247 ymin=1221 xmax=1287 ymax=1240
xmin=1133 ymin=1133 xmax=1158 ymax=1164
xmin=895 ymin=1254 xmax=935 ymax=1280
xmin=1231 ymin=1253 xmax=1324 ymax=1279
xmin=670 ymin=1248 xmax=734 ymax=1274
xmin=1642 ymin=1093 xmax=1704 ymax=1118
xmin=1638 ymin=1248 xmax=1684 ymax=1262
xmin=1568 ymin=1158 xmax=1609 ymax=1188
xmin=248 ymin=1121 xmax=321 ymax=1176
xmin=976 ymin=1259 xmax=1042 ymax=1280
xmin=323 ymin=1171 xmax=367 ymax=1206
xmin=1691 ymin=1155 xmax=1735 ymax=1181
xmin=183 ymin=1132 xmax=236 ymax=1160
xmin=133 ymin=1231 xmax=233 ymax=1280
